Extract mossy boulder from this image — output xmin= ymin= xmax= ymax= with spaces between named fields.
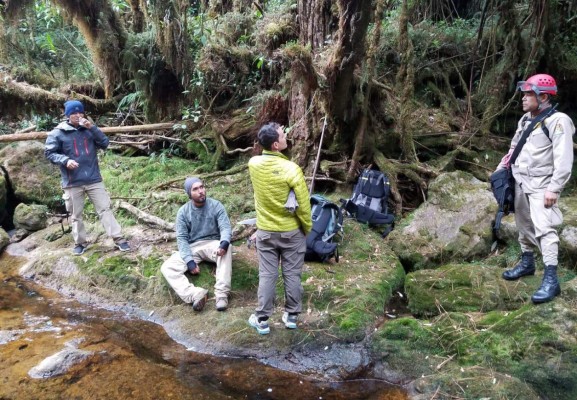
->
xmin=388 ymin=171 xmax=496 ymax=270
xmin=0 ymin=228 xmax=9 ymax=252
xmin=0 ymin=170 xmax=7 ymax=225
xmin=13 ymin=203 xmax=48 ymax=231
xmin=371 ymin=299 xmax=577 ymax=399
xmin=0 ymin=141 xmax=62 ymax=208
xmin=404 ymin=263 xmax=533 ymax=317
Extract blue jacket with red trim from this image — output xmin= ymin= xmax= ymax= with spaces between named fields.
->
xmin=44 ymin=121 xmax=109 ymax=188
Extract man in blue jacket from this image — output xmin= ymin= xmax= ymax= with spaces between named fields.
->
xmin=45 ymin=100 xmax=130 ymax=255
xmin=160 ymin=177 xmax=233 ymax=312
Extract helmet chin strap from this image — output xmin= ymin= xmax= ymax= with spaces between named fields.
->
xmin=535 ymin=93 xmax=551 ymax=114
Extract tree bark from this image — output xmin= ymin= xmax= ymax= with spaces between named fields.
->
xmin=347 ymin=0 xmax=385 ymax=180
xmin=396 ymin=0 xmax=417 ymax=161
xmin=298 ymin=0 xmax=332 ymax=51
xmin=53 ymin=0 xmax=127 ymax=99
xmin=324 ymin=0 xmax=372 ymax=123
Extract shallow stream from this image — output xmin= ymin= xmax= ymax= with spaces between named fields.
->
xmin=0 ymin=253 xmax=407 ymax=399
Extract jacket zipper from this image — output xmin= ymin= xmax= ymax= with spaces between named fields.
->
xmin=84 ymin=137 xmax=89 ymax=154
xmin=73 ymin=139 xmax=79 ymax=157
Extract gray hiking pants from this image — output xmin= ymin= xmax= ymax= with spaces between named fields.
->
xmin=63 ymin=181 xmax=123 ymax=246
xmin=514 ymin=181 xmax=563 ymax=266
xmin=254 ymin=228 xmax=306 ymax=319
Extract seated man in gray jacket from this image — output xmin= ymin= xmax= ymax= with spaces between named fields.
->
xmin=161 ymin=177 xmax=233 ymax=312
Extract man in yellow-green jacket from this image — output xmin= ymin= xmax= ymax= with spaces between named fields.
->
xmin=247 ymin=122 xmax=312 ymax=335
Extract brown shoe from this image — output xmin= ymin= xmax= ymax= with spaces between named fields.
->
xmin=192 ymin=289 xmax=208 ymax=312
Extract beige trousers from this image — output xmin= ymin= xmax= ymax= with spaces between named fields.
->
xmin=63 ymin=181 xmax=123 ymax=246
xmin=514 ymin=181 xmax=562 ymax=266
xmin=160 ymin=239 xmax=232 ymax=303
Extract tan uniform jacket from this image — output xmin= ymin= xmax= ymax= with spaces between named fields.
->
xmin=503 ymin=110 xmax=575 ymax=194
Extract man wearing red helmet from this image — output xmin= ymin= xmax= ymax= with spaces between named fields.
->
xmin=497 ymin=74 xmax=575 ymax=303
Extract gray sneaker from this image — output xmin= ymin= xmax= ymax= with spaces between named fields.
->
xmin=248 ymin=314 xmax=270 ymax=335
xmin=72 ymin=244 xmax=87 ymax=256
xmin=216 ymin=297 xmax=228 ymax=311
xmin=115 ymin=241 xmax=131 ymax=252
xmin=282 ymin=312 xmax=298 ymax=329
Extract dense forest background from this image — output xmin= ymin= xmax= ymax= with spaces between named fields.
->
xmin=1 ymin=0 xmax=576 ymax=210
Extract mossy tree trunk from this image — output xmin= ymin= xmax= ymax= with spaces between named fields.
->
xmin=324 ymin=0 xmax=372 ymax=125
xmin=347 ymin=0 xmax=385 ymax=181
xmin=126 ymin=0 xmax=147 ymax=33
xmin=287 ymin=49 xmax=319 ymax=169
xmin=477 ymin=0 xmax=523 ymax=135
xmin=53 ymin=0 xmax=127 ymax=99
xmin=396 ymin=0 xmax=417 ymax=162
xmin=148 ymin=0 xmax=190 ymax=79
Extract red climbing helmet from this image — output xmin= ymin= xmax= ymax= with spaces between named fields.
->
xmin=516 ymin=74 xmax=557 ymax=95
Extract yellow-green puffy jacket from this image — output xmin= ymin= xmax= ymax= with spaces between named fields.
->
xmin=248 ymin=150 xmax=312 ymax=234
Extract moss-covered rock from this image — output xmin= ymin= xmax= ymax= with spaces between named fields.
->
xmin=371 ymin=299 xmax=577 ymax=399
xmin=0 ymin=227 xmax=9 ymax=252
xmin=0 ymin=142 xmax=62 ymax=208
xmin=13 ymin=203 xmax=48 ymax=231
xmin=388 ymin=171 xmax=496 ymax=270
xmin=0 ymin=170 xmax=7 ymax=226
xmin=405 ymin=263 xmax=533 ymax=316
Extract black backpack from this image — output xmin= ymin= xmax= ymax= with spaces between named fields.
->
xmin=305 ymin=195 xmax=343 ymax=262
xmin=489 ymin=168 xmax=515 ymax=234
xmin=341 ymin=169 xmax=395 ymax=237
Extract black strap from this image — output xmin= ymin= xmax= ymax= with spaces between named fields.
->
xmin=509 ymin=104 xmax=558 ymax=165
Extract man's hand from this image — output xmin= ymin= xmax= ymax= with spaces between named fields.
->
xmin=187 ymin=260 xmax=199 ymax=275
xmin=217 ymin=240 xmax=229 ymax=257
xmin=544 ymin=191 xmax=558 ymax=208
xmin=79 ymin=117 xmax=93 ymax=129
xmin=66 ymin=160 xmax=79 ymax=170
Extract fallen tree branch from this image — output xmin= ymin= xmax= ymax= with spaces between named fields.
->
xmin=118 ymin=201 xmax=175 ymax=231
xmin=0 ymin=122 xmax=177 ymax=143
xmin=116 ymin=133 xmax=181 ymax=142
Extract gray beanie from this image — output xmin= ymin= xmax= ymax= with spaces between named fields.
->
xmin=184 ymin=177 xmax=202 ymax=198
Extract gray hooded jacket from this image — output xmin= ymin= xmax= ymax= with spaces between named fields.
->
xmin=44 ymin=121 xmax=109 ymax=188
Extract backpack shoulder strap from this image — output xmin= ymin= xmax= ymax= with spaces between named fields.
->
xmin=510 ymin=104 xmax=558 ymax=164
xmin=540 ymin=109 xmax=557 ymax=140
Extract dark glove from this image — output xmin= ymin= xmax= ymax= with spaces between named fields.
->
xmin=187 ymin=260 xmax=199 ymax=275
xmin=219 ymin=240 xmax=230 ymax=251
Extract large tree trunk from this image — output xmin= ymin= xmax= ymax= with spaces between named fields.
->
xmin=347 ymin=0 xmax=386 ymax=180
xmin=287 ymin=49 xmax=319 ymax=169
xmin=298 ymin=0 xmax=332 ymax=51
xmin=126 ymin=0 xmax=147 ymax=33
xmin=149 ymin=0 xmax=190 ymax=79
xmin=477 ymin=0 xmax=524 ymax=135
xmin=396 ymin=0 xmax=417 ymax=161
xmin=324 ymin=0 xmax=372 ymax=123
xmin=54 ymin=0 xmax=127 ymax=99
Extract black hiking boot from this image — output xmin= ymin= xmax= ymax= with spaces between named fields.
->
xmin=502 ymin=252 xmax=535 ymax=281
xmin=531 ymin=265 xmax=561 ymax=304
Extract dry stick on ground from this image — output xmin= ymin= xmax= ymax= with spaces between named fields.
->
xmin=118 ymin=201 xmax=175 ymax=231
